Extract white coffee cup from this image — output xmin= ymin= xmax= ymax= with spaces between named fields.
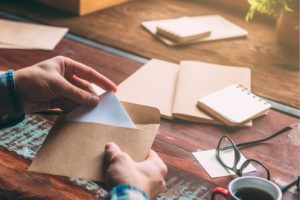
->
xmin=211 ymin=176 xmax=282 ymax=200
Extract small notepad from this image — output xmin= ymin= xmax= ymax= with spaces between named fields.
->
xmin=197 ymin=84 xmax=271 ymax=126
xmin=156 ymin=17 xmax=211 ymax=43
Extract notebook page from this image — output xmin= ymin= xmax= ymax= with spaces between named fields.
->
xmin=116 ymin=59 xmax=180 ymax=119
xmin=172 ymin=61 xmax=251 ymax=124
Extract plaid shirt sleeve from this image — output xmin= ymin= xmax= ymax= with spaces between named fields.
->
xmin=0 ymin=70 xmax=25 ymax=128
xmin=108 ymin=184 xmax=148 ymax=200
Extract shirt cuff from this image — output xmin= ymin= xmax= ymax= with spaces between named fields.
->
xmin=0 ymin=70 xmax=25 ymax=128
xmin=108 ymin=184 xmax=148 ymax=200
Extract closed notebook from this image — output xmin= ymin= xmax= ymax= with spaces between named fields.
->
xmin=197 ymin=84 xmax=271 ymax=127
xmin=156 ymin=17 xmax=211 ymax=43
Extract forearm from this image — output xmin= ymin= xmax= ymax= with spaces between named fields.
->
xmin=0 ymin=70 xmax=24 ymax=128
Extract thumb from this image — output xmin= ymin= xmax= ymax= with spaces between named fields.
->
xmin=145 ymin=150 xmax=161 ymax=161
xmin=143 ymin=150 xmax=168 ymax=175
xmin=60 ymin=79 xmax=99 ymax=106
xmin=105 ymin=142 xmax=122 ymax=161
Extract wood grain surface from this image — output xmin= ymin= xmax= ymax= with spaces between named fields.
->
xmin=0 ymin=37 xmax=299 ymax=199
xmin=0 ymin=0 xmax=299 ymax=109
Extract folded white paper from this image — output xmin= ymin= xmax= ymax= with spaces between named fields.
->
xmin=192 ymin=149 xmax=255 ymax=178
xmin=66 ymin=92 xmax=135 ymax=128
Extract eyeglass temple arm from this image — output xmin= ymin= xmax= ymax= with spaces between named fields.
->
xmin=281 ymin=176 xmax=300 ymax=192
xmin=235 ymin=126 xmax=293 ymax=149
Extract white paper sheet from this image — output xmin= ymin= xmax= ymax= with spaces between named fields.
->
xmin=66 ymin=92 xmax=136 ymax=128
xmin=192 ymin=149 xmax=255 ymax=178
xmin=0 ymin=19 xmax=68 ymax=50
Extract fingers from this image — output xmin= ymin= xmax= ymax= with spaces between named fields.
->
xmin=50 ymin=97 xmax=78 ymax=113
xmin=60 ymin=78 xmax=99 ymax=106
xmin=161 ymin=180 xmax=166 ymax=189
xmin=71 ymin=75 xmax=98 ymax=95
xmin=154 ymin=179 xmax=167 ymax=197
xmin=146 ymin=151 xmax=168 ymax=197
xmin=64 ymin=58 xmax=117 ymax=92
xmin=105 ymin=142 xmax=122 ymax=161
xmin=145 ymin=149 xmax=159 ymax=160
xmin=145 ymin=150 xmax=168 ymax=176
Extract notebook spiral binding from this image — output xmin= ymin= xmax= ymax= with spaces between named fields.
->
xmin=236 ymin=85 xmax=270 ymax=106
xmin=156 ymin=28 xmax=180 ymax=41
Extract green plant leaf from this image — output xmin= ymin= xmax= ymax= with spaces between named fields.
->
xmin=246 ymin=0 xmax=296 ymax=20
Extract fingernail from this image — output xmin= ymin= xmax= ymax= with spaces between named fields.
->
xmin=105 ymin=142 xmax=114 ymax=150
xmin=89 ymin=95 xmax=99 ymax=106
xmin=105 ymin=143 xmax=111 ymax=150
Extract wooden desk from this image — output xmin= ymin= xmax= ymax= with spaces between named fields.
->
xmin=0 ymin=38 xmax=299 ymax=199
xmin=0 ymin=0 xmax=299 ymax=109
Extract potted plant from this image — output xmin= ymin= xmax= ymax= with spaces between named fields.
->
xmin=246 ymin=0 xmax=299 ymax=47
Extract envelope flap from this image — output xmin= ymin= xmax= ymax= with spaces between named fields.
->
xmin=122 ymin=101 xmax=160 ymax=124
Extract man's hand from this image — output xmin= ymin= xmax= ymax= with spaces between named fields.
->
xmin=14 ymin=56 xmax=117 ymax=113
xmin=105 ymin=143 xmax=168 ymax=199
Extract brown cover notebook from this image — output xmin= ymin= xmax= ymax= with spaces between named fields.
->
xmin=116 ymin=59 xmax=251 ymax=125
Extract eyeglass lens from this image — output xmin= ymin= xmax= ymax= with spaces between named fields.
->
xmin=218 ymin=136 xmax=237 ymax=169
xmin=239 ymin=159 xmax=271 ymax=180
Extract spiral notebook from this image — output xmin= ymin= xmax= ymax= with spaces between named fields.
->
xmin=197 ymin=84 xmax=271 ymax=127
xmin=156 ymin=17 xmax=211 ymax=43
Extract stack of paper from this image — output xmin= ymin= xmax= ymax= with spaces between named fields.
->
xmin=142 ymin=15 xmax=248 ymax=46
xmin=0 ymin=19 xmax=68 ymax=50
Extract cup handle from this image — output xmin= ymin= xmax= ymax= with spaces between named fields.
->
xmin=211 ymin=187 xmax=230 ymax=200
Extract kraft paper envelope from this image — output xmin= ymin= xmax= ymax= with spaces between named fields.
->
xmin=28 ymin=102 xmax=160 ymax=181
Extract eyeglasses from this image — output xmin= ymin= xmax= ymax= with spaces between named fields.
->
xmin=281 ymin=176 xmax=299 ymax=193
xmin=221 ymin=123 xmax=299 ymax=150
xmin=216 ymin=124 xmax=299 ymax=193
xmin=216 ymin=135 xmax=271 ymax=180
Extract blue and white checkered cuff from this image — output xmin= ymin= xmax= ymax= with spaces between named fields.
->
xmin=108 ymin=184 xmax=148 ymax=200
xmin=0 ymin=70 xmax=24 ymax=128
